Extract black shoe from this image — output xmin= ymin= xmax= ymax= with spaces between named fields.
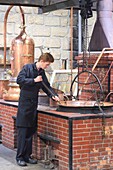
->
xmin=26 ymin=157 xmax=37 ymax=164
xmin=17 ymin=160 xmax=27 ymax=166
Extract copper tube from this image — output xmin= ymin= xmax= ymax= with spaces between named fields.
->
xmin=4 ymin=5 xmax=25 ymax=71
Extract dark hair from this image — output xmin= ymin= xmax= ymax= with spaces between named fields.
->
xmin=38 ymin=53 xmax=54 ymax=63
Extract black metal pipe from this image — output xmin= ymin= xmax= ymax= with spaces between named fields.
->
xmin=108 ymin=64 xmax=111 ymax=101
xmin=70 ymin=70 xmax=103 ymax=99
xmin=42 ymin=81 xmax=56 ymax=97
xmin=69 ymin=118 xmax=73 ymax=170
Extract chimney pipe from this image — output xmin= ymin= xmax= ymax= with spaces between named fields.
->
xmin=89 ymin=0 xmax=113 ymax=51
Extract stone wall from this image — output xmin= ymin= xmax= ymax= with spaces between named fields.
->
xmin=0 ymin=5 xmax=79 ymax=71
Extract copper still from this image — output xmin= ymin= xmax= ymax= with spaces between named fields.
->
xmin=10 ymin=30 xmax=34 ymax=77
xmin=3 ymin=5 xmax=35 ymax=101
xmin=0 ymin=79 xmax=9 ymax=99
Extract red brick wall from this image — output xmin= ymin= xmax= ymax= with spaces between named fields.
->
xmin=0 ymin=104 xmax=17 ymax=149
xmin=73 ymin=118 xmax=113 ymax=170
xmin=38 ymin=113 xmax=113 ymax=170
xmin=37 ymin=113 xmax=69 ymax=170
xmin=76 ymin=54 xmax=113 ymax=101
xmin=1 ymin=103 xmax=113 ymax=169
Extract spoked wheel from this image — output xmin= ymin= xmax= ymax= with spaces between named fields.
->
xmin=70 ymin=70 xmax=104 ymax=101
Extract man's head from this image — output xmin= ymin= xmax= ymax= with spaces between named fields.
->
xmin=38 ymin=53 xmax=54 ymax=62
xmin=37 ymin=53 xmax=54 ymax=69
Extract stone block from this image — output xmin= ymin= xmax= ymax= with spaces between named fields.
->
xmin=61 ymin=38 xmax=70 ymax=50
xmin=52 ymin=9 xmax=69 ymax=17
xmin=44 ymin=16 xmax=60 ymax=26
xmin=51 ymin=27 xmax=68 ymax=37
xmin=27 ymin=15 xmax=44 ymax=25
xmin=0 ymin=23 xmax=3 ymax=34
xmin=27 ymin=25 xmax=51 ymax=36
xmin=60 ymin=17 xmax=69 ymax=26
xmin=44 ymin=37 xmax=61 ymax=48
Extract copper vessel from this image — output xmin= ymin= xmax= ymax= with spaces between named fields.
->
xmin=57 ymin=100 xmax=113 ymax=114
xmin=3 ymin=78 xmax=20 ymax=101
xmin=10 ymin=32 xmax=35 ymax=77
xmin=3 ymin=6 xmax=35 ymax=101
xmin=0 ymin=80 xmax=9 ymax=99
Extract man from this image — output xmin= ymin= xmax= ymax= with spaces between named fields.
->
xmin=16 ymin=53 xmax=60 ymax=166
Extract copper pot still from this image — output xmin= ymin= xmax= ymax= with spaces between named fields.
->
xmin=3 ymin=6 xmax=35 ymax=101
xmin=10 ymin=32 xmax=35 ymax=77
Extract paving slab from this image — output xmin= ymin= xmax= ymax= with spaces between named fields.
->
xmin=0 ymin=144 xmax=46 ymax=170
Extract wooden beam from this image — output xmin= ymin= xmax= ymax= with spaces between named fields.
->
xmin=0 ymin=0 xmax=70 ymax=7
xmin=0 ymin=0 xmax=97 ymax=12
xmin=42 ymin=0 xmax=80 ymax=13
xmin=0 ymin=0 xmax=44 ymax=7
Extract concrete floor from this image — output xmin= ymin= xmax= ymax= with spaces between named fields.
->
xmin=0 ymin=144 xmax=47 ymax=170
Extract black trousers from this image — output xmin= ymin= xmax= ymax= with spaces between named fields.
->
xmin=16 ymin=126 xmax=37 ymax=161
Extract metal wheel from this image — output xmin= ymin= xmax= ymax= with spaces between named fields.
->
xmin=70 ymin=70 xmax=103 ymax=101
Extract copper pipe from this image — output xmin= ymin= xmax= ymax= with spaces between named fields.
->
xmin=104 ymin=92 xmax=113 ymax=102
xmin=4 ymin=5 xmax=25 ymax=71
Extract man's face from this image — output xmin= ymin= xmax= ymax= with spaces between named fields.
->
xmin=40 ymin=61 xmax=51 ymax=69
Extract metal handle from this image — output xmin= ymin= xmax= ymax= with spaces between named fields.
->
xmin=42 ymin=81 xmax=56 ymax=97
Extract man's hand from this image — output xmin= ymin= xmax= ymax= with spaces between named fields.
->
xmin=52 ymin=96 xmax=60 ymax=102
xmin=34 ymin=76 xmax=42 ymax=83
